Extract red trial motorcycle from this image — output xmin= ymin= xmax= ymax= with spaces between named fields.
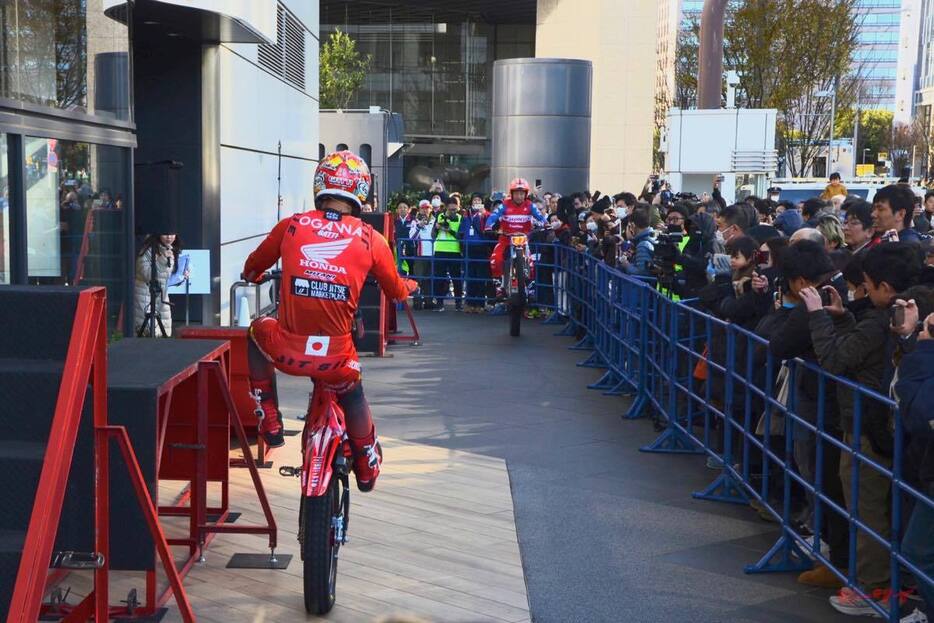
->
xmin=253 ymin=271 xmax=352 ymax=615
xmin=280 ymin=386 xmax=352 ymax=615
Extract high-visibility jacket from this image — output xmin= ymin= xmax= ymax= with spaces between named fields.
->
xmin=657 ymin=235 xmax=690 ymax=301
xmin=434 ymin=213 xmax=463 ymax=254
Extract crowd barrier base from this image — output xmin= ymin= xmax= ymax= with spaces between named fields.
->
xmin=528 ymin=242 xmax=932 ymax=622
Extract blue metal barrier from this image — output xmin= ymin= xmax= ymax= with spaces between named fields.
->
xmin=526 ymin=245 xmax=934 ymax=622
xmin=396 ymin=236 xmax=563 ymax=316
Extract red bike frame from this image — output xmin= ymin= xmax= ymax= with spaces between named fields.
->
xmin=301 ymin=386 xmax=352 ymax=498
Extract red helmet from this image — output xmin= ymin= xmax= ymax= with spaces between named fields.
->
xmin=313 ymin=150 xmax=372 ymax=211
xmin=508 ymin=178 xmax=531 ymax=194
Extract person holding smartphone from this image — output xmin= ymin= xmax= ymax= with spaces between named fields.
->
xmin=799 ymin=254 xmax=895 ymax=612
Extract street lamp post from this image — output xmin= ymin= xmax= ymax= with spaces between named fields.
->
xmin=816 ymin=79 xmax=839 ymax=175
xmin=862 ymin=148 xmax=870 ymax=165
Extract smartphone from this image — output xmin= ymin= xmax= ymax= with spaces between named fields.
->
xmin=820 ymin=288 xmax=833 ymax=307
xmin=755 ymin=250 xmax=770 ymax=266
xmin=891 ymin=304 xmax=906 ymax=328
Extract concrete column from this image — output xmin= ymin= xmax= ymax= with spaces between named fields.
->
xmin=535 ymin=0 xmax=657 ymax=194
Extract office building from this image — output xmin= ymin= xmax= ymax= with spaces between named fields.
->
xmin=321 ymin=0 xmax=658 ymax=195
xmin=0 ymin=0 xmax=319 ymax=330
xmin=914 ymin=0 xmax=934 ymax=175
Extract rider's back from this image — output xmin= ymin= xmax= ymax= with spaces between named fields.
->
xmin=244 ymin=209 xmax=408 ymax=337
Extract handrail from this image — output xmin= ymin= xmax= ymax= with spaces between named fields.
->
xmin=73 ymin=208 xmax=96 ymax=284
xmin=7 ymin=288 xmax=108 ymax=623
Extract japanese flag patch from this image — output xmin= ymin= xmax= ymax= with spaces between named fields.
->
xmin=305 ymin=335 xmax=331 ymax=356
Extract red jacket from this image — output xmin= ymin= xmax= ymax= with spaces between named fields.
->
xmin=244 ymin=210 xmax=410 ymax=337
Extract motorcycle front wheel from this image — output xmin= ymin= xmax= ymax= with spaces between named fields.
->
xmin=508 ymin=254 xmax=527 ymax=337
xmin=301 ymin=477 xmax=341 ymax=614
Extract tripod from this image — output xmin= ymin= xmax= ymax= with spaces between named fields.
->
xmin=137 ymin=243 xmax=169 ymax=338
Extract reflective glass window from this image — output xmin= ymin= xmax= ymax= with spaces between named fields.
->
xmin=0 ymin=1 xmax=131 ymax=120
xmin=26 ymin=137 xmax=128 ymax=330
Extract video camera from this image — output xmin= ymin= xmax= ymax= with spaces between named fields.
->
xmin=651 ymin=228 xmax=685 ymax=296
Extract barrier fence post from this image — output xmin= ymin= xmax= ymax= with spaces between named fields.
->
xmin=640 ymin=299 xmax=702 ymax=453
xmin=745 ymin=361 xmax=814 ymax=574
xmin=623 ymin=283 xmax=649 ymax=420
xmin=578 ymin=264 xmax=608 ymax=368
xmin=693 ymin=325 xmax=749 ymax=504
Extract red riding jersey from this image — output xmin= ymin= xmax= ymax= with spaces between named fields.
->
xmin=243 ymin=210 xmax=410 ymax=337
xmin=484 ymin=198 xmax=547 ymax=235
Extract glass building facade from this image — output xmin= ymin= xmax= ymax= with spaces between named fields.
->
xmin=854 ymin=0 xmax=902 ymax=108
xmin=0 ymin=1 xmax=134 ymax=332
xmin=677 ymin=0 xmax=903 ymax=110
xmin=321 ymin=3 xmax=534 ymax=192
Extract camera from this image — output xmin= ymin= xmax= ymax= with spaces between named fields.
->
xmin=651 ymin=231 xmax=685 ymax=295
xmin=891 ymin=304 xmax=906 ymax=328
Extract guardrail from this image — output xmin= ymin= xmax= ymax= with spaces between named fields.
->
xmin=544 ymin=244 xmax=933 ymax=621
xmin=398 ymin=234 xmax=934 ymax=621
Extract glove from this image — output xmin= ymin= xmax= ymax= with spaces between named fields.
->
xmin=242 ymin=270 xmax=262 ymax=284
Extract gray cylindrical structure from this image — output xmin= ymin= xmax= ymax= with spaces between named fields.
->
xmin=492 ymin=58 xmax=592 ymax=195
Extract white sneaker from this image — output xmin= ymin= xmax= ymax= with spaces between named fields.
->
xmin=902 ymin=609 xmax=929 ymax=623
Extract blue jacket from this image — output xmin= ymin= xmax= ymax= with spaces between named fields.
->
xmin=625 ymin=229 xmax=655 ymax=276
xmin=898 ymin=227 xmax=924 ymax=245
xmin=895 ymin=340 xmax=934 ymax=439
xmin=463 ymin=212 xmax=489 ymax=241
xmin=894 ymin=340 xmax=934 ymax=486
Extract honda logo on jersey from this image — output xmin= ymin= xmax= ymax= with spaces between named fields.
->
xmin=299 ymin=239 xmax=352 ymax=274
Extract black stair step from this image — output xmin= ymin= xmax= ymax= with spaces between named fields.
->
xmin=0 ymin=360 xmax=67 ymax=442
xmin=0 ymin=288 xmax=82 ymax=361
xmin=0 ymin=531 xmax=25 ymax=621
xmin=0 ymin=445 xmax=46 ymax=533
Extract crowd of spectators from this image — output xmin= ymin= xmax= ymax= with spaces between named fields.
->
xmin=394 ymin=174 xmax=934 ymax=622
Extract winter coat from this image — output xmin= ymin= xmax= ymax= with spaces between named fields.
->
xmin=894 ymin=340 xmax=934 ymax=487
xmin=134 ymin=244 xmax=174 ymax=337
xmin=808 ymin=301 xmax=892 ymax=455
xmin=765 ymin=302 xmax=842 ymax=432
xmin=625 ymin=229 xmax=655 ymax=276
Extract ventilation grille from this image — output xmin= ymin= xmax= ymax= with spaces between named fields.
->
xmin=258 ymin=3 xmax=306 ymax=91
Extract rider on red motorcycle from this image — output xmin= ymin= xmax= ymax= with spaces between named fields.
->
xmin=242 ymin=150 xmax=417 ymax=492
xmin=484 ymin=178 xmax=547 ymax=290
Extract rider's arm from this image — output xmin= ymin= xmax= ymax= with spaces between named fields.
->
xmin=485 ymin=205 xmax=504 ymax=230
xmin=530 ymin=203 xmax=547 ymax=225
xmin=243 ymin=217 xmax=289 ymax=282
xmin=370 ymin=230 xmax=415 ymax=301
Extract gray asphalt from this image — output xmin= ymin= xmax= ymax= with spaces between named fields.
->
xmin=278 ymin=309 xmax=871 ymax=623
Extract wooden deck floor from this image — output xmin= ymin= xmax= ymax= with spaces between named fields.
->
xmin=51 ymin=434 xmax=530 ymax=623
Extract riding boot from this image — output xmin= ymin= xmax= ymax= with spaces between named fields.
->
xmin=348 ymin=425 xmax=382 ymax=492
xmin=250 ymin=378 xmax=285 ymax=448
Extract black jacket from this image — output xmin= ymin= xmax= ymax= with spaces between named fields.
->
xmin=808 ymin=301 xmax=892 ymax=455
xmin=761 ymin=302 xmax=842 ymax=431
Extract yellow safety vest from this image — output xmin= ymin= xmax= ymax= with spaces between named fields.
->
xmin=434 ymin=214 xmax=463 ymax=254
xmin=658 ymin=236 xmax=690 ymax=301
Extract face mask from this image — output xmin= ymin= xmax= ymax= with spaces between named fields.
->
xmin=617 ymin=207 xmax=628 ymax=218
xmin=431 ymin=198 xmax=442 ymax=208
xmin=472 ymin=203 xmax=483 ymax=211
xmin=586 ymin=221 xmax=598 ymax=233
xmin=715 ymin=230 xmax=726 ymax=244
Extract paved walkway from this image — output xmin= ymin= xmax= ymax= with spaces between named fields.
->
xmin=58 ymin=309 xmax=876 ymax=622
xmin=334 ymin=310 xmax=871 ymax=623
xmin=58 ymin=433 xmax=529 ymax=623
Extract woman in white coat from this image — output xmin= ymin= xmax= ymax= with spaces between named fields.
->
xmin=134 ymin=234 xmax=182 ymax=337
